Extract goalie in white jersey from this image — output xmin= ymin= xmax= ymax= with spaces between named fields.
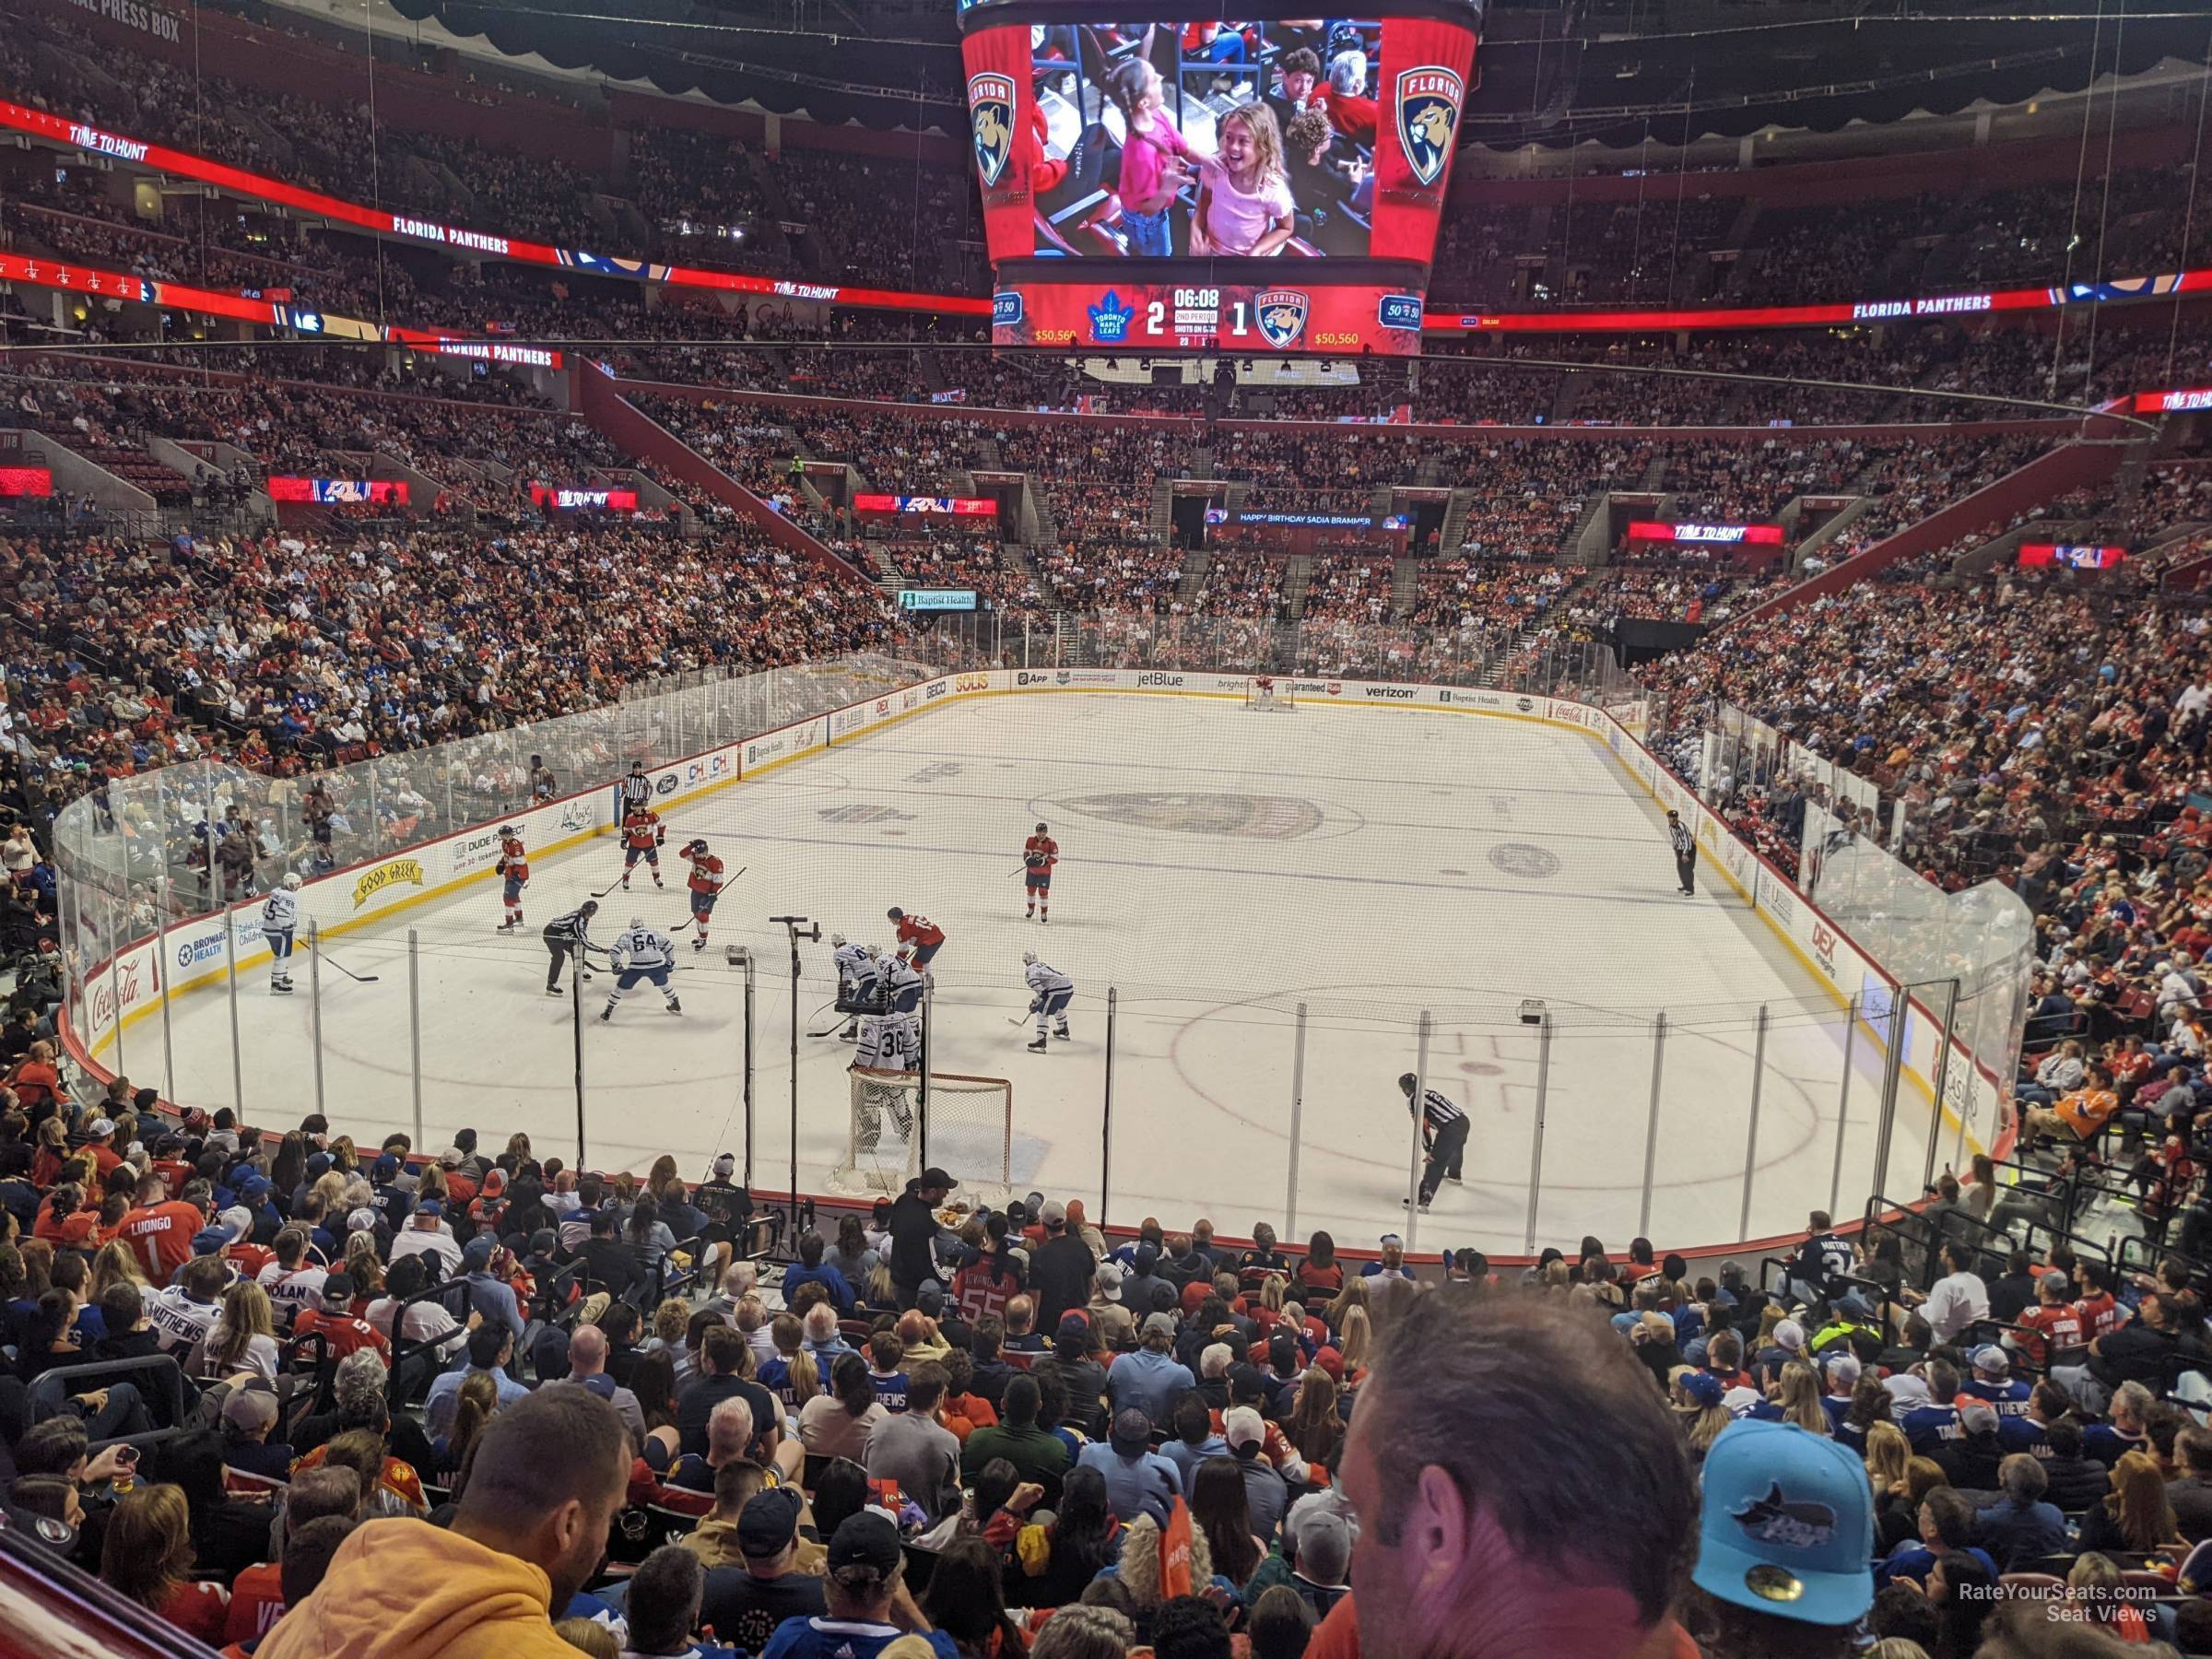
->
xmin=262 ymin=873 xmax=302 ymax=995
xmin=600 ymin=918 xmax=682 ymax=1022
xmin=1022 ymin=952 xmax=1074 ymax=1052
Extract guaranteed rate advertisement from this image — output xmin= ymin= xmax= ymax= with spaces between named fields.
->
xmin=960 ymin=11 xmax=1477 ymax=267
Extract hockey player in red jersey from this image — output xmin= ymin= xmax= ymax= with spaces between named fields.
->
xmin=1022 ymin=821 xmax=1059 ymax=924
xmin=621 ymin=806 xmax=665 ymax=889
xmin=887 ymin=907 xmax=946 ymax=968
xmin=682 ymin=838 xmax=728 ymax=950
xmin=494 ymin=826 xmax=530 ymax=931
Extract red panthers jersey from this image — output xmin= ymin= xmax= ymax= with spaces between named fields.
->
xmin=1023 ymin=833 xmax=1058 ymax=871
xmin=623 ymin=809 xmax=662 ymax=850
xmin=688 ymin=851 xmax=726 ymax=895
xmin=895 ymin=913 xmax=946 ymax=949
xmin=499 ymin=834 xmax=529 ymax=881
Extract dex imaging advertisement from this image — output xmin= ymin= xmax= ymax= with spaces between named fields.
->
xmin=959 ymin=8 xmax=1479 ymax=266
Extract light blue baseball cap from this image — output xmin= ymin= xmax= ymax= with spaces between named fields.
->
xmin=1693 ymin=1419 xmax=1874 ymax=1627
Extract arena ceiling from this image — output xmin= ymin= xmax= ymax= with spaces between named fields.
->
xmin=374 ymin=0 xmax=2212 ymax=147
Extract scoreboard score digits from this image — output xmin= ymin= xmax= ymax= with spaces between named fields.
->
xmin=994 ymin=280 xmax=1424 ymax=352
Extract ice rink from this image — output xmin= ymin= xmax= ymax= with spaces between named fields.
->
xmin=138 ymin=691 xmax=1953 ymax=1253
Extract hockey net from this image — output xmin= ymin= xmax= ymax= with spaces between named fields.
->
xmin=1243 ymin=676 xmax=1298 ymax=712
xmin=830 ymin=1068 xmax=1015 ymax=1205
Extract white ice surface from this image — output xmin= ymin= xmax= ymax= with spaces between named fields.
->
xmin=139 ymin=693 xmax=1941 ymax=1254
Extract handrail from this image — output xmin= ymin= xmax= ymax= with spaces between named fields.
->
xmin=382 ymin=1277 xmax=475 ymax=1413
xmin=24 ymin=1353 xmax=186 ymax=1452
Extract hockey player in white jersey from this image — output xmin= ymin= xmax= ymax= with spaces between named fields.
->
xmin=1022 ymin=952 xmax=1074 ymax=1052
xmin=600 ymin=917 xmax=682 ymax=1022
xmin=262 ymin=874 xmax=302 ymax=995
xmin=875 ymin=949 xmax=925 ymax=1018
xmin=830 ymin=934 xmax=876 ymax=1041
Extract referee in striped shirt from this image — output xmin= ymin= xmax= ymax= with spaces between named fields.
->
xmin=1398 ymin=1073 xmax=1469 ymax=1211
xmin=1667 ymin=808 xmax=1697 ymax=897
xmin=543 ymin=900 xmax=601 ymax=994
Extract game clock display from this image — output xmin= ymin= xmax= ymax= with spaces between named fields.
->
xmin=993 ymin=280 xmax=1425 ymax=352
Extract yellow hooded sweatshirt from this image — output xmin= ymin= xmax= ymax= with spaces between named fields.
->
xmin=254 ymin=1517 xmax=581 ymax=1659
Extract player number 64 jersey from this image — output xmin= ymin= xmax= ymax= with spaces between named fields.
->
xmin=612 ymin=926 xmax=675 ymax=971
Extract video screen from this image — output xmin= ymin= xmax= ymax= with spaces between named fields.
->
xmin=962 ymin=12 xmax=1477 ymax=266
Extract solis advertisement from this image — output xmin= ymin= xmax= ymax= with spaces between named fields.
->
xmin=960 ymin=5 xmax=1480 ymax=353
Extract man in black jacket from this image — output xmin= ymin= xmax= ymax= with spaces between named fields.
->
xmin=577 ymin=1206 xmax=641 ymax=1302
xmin=888 ymin=1168 xmax=954 ymax=1306
xmin=2067 ymin=1288 xmax=2196 ymax=1413
xmin=1029 ymin=1199 xmax=1095 ymax=1330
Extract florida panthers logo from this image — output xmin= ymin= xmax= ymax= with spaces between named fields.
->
xmin=1395 ymin=66 xmax=1464 ymax=189
xmin=969 ymin=73 xmax=1016 ymax=188
xmin=1254 ymin=289 xmax=1310 ymax=349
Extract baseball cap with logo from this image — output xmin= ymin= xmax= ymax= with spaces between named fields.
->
xmin=1692 ymin=1419 xmax=1874 ymax=1626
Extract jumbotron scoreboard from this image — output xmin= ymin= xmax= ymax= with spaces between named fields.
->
xmin=959 ymin=4 xmax=1485 ymax=355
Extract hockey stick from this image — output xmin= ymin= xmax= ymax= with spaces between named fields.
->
xmin=805 ymin=999 xmax=851 ymax=1038
xmin=306 ymin=938 xmax=380 ymax=983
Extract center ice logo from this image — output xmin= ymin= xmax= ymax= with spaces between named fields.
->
xmin=1254 ymin=290 xmax=1310 ymax=349
xmin=969 ymin=74 xmax=1016 ymax=188
xmin=1395 ymin=66 xmax=1464 ymax=189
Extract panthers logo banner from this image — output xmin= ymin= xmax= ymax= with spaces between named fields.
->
xmin=1394 ymin=66 xmax=1464 ymax=189
xmin=1254 ymin=289 xmax=1310 ymax=350
xmin=969 ymin=74 xmax=1016 ymax=189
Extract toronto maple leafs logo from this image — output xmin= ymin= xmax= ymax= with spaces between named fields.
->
xmin=1088 ymin=289 xmax=1135 ymax=343
xmin=1730 ymin=1485 xmax=1836 ymax=1551
xmin=1394 ymin=66 xmax=1464 ymax=189
xmin=1253 ymin=289 xmax=1310 ymax=349
xmin=969 ymin=73 xmax=1016 ymax=189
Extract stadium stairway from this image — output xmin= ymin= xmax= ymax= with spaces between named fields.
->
xmin=11 ymin=427 xmax=161 ymax=527
xmin=1176 ymin=552 xmax=1213 ymax=607
xmin=1148 ymin=477 xmax=1175 ymax=541
xmin=579 ymin=363 xmax=870 ymax=582
xmin=1738 ymin=412 xmax=2138 ymax=622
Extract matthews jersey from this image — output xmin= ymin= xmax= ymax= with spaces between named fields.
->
xmin=623 ymin=808 xmax=663 ymax=850
xmin=261 ymin=888 xmax=300 ymax=935
xmin=613 ymin=925 xmax=676 ymax=971
xmin=686 ymin=848 xmax=726 ymax=895
xmin=1025 ymin=959 xmax=1075 ymax=997
xmin=876 ymin=956 xmax=925 ymax=1013
xmin=498 ymin=833 xmax=529 ymax=880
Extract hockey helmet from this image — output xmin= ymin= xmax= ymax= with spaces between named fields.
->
xmin=1035 ymin=821 xmax=1048 ymax=833
xmin=499 ymin=825 xmax=518 ymax=838
xmin=830 ymin=933 xmax=847 ymax=948
xmin=887 ymin=907 xmax=906 ymax=922
xmin=281 ymin=872 xmax=303 ymax=891
xmin=629 ymin=916 xmax=647 ymax=931
xmin=1022 ymin=951 xmax=1038 ymax=967
xmin=1397 ymin=1072 xmax=1418 ymax=1094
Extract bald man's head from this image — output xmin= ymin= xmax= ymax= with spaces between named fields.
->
xmin=570 ymin=1324 xmax=609 ymax=1374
